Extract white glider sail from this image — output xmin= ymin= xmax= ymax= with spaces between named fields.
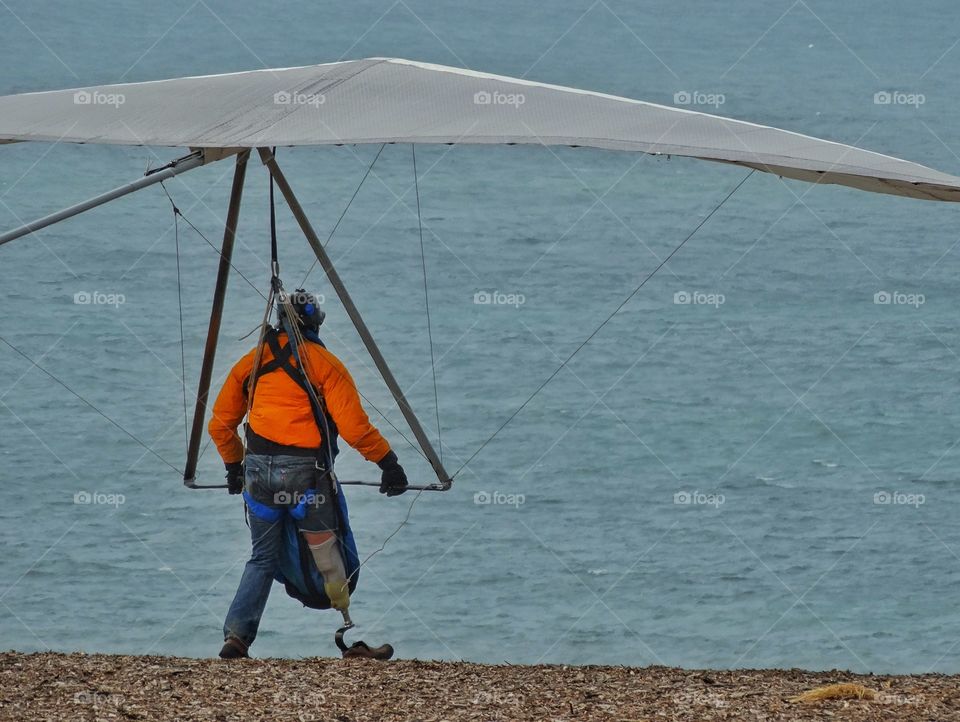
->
xmin=2 ymin=58 xmax=959 ymax=490
xmin=0 ymin=57 xmax=959 ymax=201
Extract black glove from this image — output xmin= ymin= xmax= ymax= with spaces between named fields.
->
xmin=225 ymin=461 xmax=244 ymax=495
xmin=377 ymin=450 xmax=408 ymax=497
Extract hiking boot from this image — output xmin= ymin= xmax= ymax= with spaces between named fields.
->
xmin=218 ymin=637 xmax=249 ymax=659
xmin=341 ymin=640 xmax=394 ymax=660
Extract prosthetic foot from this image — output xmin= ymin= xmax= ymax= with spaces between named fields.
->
xmin=336 ymin=610 xmax=394 ymax=660
xmin=304 ymin=531 xmax=394 ymax=660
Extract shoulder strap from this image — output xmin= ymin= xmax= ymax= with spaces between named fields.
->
xmin=243 ymin=328 xmax=300 ymax=393
xmin=264 ymin=330 xmax=313 ymax=394
xmin=249 ymin=326 xmax=339 ymax=468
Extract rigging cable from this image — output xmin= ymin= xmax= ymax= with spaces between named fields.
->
xmin=413 ymin=145 xmax=443 ymax=464
xmin=160 ymin=178 xmax=424 ymax=465
xmin=171 ymin=209 xmax=267 ymax=302
xmin=181 ymin=200 xmax=425 ymax=463
xmin=259 ymin=145 xmax=425 ymax=458
xmin=352 ymin=487 xmax=424 ymax=577
xmin=453 ymin=168 xmax=757 ymax=478
xmin=349 ymin=145 xmax=439 ymax=576
xmin=300 ymin=143 xmax=387 ymax=286
xmin=161 ymin=182 xmax=191 ymax=452
xmin=0 ymin=335 xmax=184 ymax=475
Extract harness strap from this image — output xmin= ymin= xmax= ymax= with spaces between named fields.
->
xmin=251 ymin=356 xmax=285 ymax=379
xmin=264 ymin=330 xmax=314 ymax=397
xmin=272 ymin=325 xmax=340 ymax=469
xmin=243 ymin=490 xmax=283 ymax=523
xmin=244 ymin=326 xmax=340 ymax=468
xmin=269 ymin=146 xmax=280 ymax=281
xmin=243 ymin=328 xmax=306 ymax=396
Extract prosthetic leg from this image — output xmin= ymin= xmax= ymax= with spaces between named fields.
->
xmin=302 ymin=530 xmax=393 ymax=660
xmin=303 ymin=531 xmax=351 ymax=611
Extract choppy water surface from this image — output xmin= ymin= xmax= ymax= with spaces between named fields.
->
xmin=2 ymin=0 xmax=960 ymax=672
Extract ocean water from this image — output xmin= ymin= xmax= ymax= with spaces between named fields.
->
xmin=2 ymin=0 xmax=960 ymax=673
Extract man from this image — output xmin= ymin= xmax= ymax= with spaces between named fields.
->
xmin=208 ymin=289 xmax=408 ymax=659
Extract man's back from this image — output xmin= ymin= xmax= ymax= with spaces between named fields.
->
xmin=208 ymin=332 xmax=390 ymax=464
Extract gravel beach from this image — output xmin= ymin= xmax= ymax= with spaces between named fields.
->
xmin=2 ymin=652 xmax=959 ymax=721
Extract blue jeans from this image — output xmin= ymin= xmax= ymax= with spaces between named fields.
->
xmin=223 ymin=453 xmax=338 ymax=647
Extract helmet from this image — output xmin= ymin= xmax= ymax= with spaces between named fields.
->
xmin=279 ymin=288 xmax=325 ymax=331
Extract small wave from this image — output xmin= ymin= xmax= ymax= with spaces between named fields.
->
xmin=755 ymin=474 xmax=799 ymax=489
xmin=587 ymin=569 xmax=608 ymax=576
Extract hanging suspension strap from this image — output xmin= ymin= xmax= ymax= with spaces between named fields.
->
xmin=242 ymin=151 xmax=284 ymax=423
xmin=265 ymin=153 xmax=331 ymax=455
xmin=269 ymin=147 xmax=281 ymax=285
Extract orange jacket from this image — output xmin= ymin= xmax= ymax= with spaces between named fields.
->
xmin=209 ymin=333 xmax=391 ymax=465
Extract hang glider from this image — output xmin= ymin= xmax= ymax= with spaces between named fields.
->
xmin=1 ymin=57 xmax=959 ymax=202
xmin=6 ymin=58 xmax=958 ymax=655
xmin=2 ymin=58 xmax=959 ymax=493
